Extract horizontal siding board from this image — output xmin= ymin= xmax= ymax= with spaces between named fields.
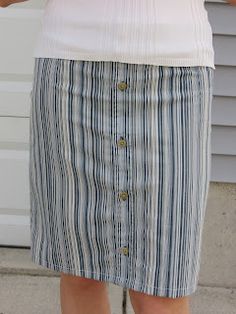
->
xmin=0 ymin=150 xmax=29 ymax=210
xmin=211 ymin=126 xmax=236 ymax=155
xmin=0 ymin=215 xmax=30 ymax=246
xmin=211 ymin=154 xmax=236 ymax=183
xmin=0 ymin=14 xmax=41 ymax=75
xmin=213 ymin=66 xmax=236 ymax=97
xmin=0 ymin=148 xmax=30 ymax=246
xmin=212 ymin=96 xmax=236 ymax=126
xmin=0 ymin=117 xmax=29 ymax=143
xmin=207 ymin=1 xmax=236 ymax=182
xmin=213 ymin=35 xmax=236 ymax=66
xmin=0 ymin=82 xmax=31 ymax=117
xmin=205 ymin=2 xmax=236 ymax=35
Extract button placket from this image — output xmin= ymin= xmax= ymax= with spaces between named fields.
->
xmin=116 ymin=134 xmax=129 ymax=256
xmin=115 ymin=73 xmax=130 ymax=257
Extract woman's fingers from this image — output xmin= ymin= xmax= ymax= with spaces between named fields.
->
xmin=227 ymin=0 xmax=236 ymax=5
xmin=0 ymin=0 xmax=27 ymax=8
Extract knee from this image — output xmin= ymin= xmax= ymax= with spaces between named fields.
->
xmin=60 ymin=272 xmax=106 ymax=290
xmin=128 ymin=289 xmax=190 ymax=314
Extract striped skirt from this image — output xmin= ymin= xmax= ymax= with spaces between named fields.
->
xmin=29 ymin=58 xmax=214 ymax=298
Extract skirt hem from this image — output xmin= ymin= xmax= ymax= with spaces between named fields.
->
xmin=31 ymin=254 xmax=198 ymax=299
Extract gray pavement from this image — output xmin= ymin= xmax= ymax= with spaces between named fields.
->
xmin=0 ymin=247 xmax=235 ymax=314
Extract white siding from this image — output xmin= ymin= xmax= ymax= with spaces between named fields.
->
xmin=0 ymin=0 xmax=235 ymax=246
xmin=205 ymin=0 xmax=236 ymax=182
xmin=0 ymin=1 xmax=45 ymax=246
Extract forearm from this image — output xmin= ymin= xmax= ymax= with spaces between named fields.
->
xmin=1 ymin=0 xmax=236 ymax=8
xmin=0 ymin=0 xmax=28 ymax=8
xmin=226 ymin=0 xmax=236 ymax=5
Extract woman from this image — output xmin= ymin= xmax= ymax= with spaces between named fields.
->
xmin=1 ymin=1 xmax=235 ymax=314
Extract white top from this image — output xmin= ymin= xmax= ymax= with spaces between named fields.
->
xmin=33 ymin=0 xmax=215 ymax=69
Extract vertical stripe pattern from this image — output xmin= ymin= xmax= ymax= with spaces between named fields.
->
xmin=29 ymin=58 xmax=214 ymax=298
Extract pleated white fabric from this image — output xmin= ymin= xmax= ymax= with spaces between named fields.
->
xmin=29 ymin=57 xmax=214 ymax=298
xmin=33 ymin=0 xmax=215 ymax=69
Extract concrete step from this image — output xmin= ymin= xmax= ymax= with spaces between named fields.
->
xmin=0 ymin=246 xmax=123 ymax=314
xmin=0 ymin=273 xmax=123 ymax=314
xmin=126 ymin=286 xmax=236 ymax=314
xmin=1 ymin=272 xmax=235 ymax=314
xmin=0 ymin=246 xmax=57 ymax=276
xmin=0 ymin=247 xmax=235 ymax=314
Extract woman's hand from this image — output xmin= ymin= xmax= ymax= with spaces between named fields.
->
xmin=227 ymin=0 xmax=236 ymax=5
xmin=0 ymin=0 xmax=28 ymax=7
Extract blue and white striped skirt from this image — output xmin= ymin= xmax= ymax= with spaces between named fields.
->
xmin=29 ymin=58 xmax=214 ymax=298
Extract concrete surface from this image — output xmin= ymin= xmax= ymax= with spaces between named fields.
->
xmin=0 ymin=271 xmax=235 ymax=314
xmin=0 ymin=247 xmax=123 ymax=314
xmin=0 ymin=274 xmax=61 ymax=314
xmin=0 ymin=182 xmax=235 ymax=313
xmin=126 ymin=286 xmax=236 ymax=314
xmin=0 ymin=246 xmax=57 ymax=277
xmin=0 ymin=273 xmax=124 ymax=314
xmin=0 ymin=245 xmax=235 ymax=314
xmin=199 ymin=182 xmax=236 ymax=288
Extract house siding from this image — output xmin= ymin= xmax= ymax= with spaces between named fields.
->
xmin=206 ymin=0 xmax=236 ymax=182
xmin=0 ymin=0 xmax=235 ymax=246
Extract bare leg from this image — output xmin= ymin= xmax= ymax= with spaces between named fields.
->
xmin=60 ymin=273 xmax=111 ymax=314
xmin=128 ymin=289 xmax=191 ymax=314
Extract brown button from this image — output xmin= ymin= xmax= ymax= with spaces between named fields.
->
xmin=117 ymin=81 xmax=128 ymax=91
xmin=120 ymin=246 xmax=129 ymax=255
xmin=117 ymin=137 xmax=127 ymax=148
xmin=119 ymin=191 xmax=129 ymax=201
